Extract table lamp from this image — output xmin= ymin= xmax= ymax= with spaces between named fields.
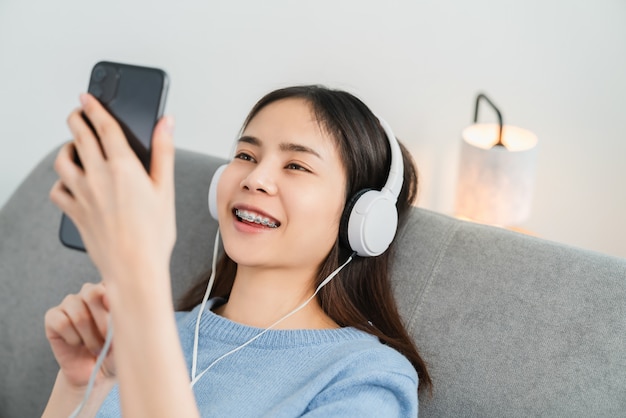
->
xmin=454 ymin=93 xmax=538 ymax=226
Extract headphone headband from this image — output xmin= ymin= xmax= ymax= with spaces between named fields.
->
xmin=377 ymin=117 xmax=404 ymax=200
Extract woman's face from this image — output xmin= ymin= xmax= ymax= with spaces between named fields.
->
xmin=217 ymin=98 xmax=347 ymax=275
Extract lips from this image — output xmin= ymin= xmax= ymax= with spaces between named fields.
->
xmin=232 ymin=206 xmax=280 ymax=228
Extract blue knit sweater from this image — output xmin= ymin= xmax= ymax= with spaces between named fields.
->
xmin=97 ymin=299 xmax=418 ymax=417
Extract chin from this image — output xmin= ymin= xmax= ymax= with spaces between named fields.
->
xmin=222 ymin=240 xmax=274 ymax=266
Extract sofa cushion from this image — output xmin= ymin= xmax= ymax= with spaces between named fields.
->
xmin=393 ymin=210 xmax=626 ymax=416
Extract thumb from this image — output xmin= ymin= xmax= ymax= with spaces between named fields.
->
xmin=150 ymin=115 xmax=176 ymax=189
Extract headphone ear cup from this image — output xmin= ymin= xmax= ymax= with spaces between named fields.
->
xmin=339 ymin=189 xmax=370 ymax=250
xmin=208 ymin=164 xmax=228 ymax=221
xmin=342 ymin=190 xmax=398 ymax=257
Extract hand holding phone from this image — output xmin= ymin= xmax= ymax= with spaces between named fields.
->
xmin=59 ymin=61 xmax=169 ymax=251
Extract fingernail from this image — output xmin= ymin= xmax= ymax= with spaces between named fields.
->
xmin=79 ymin=93 xmax=89 ymax=108
xmin=162 ymin=115 xmax=175 ymax=135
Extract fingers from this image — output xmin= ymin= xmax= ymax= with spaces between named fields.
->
xmin=150 ymin=116 xmax=175 ymax=190
xmin=50 ymin=142 xmax=82 ymax=218
xmin=44 ymin=307 xmax=84 ymax=347
xmin=45 ymin=283 xmax=110 ymax=356
xmin=49 ymin=180 xmax=77 ymax=220
xmin=81 ymin=282 xmax=110 ymax=338
xmin=66 ymin=106 xmax=105 ymax=171
xmin=79 ymin=93 xmax=133 ymax=163
xmin=53 ymin=142 xmax=81 ymax=188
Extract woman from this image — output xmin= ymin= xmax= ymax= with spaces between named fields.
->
xmin=43 ymin=85 xmax=431 ymax=417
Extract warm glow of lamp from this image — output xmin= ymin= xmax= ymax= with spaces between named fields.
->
xmin=454 ymin=94 xmax=538 ymax=226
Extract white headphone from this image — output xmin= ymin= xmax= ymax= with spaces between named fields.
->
xmin=207 ymin=117 xmax=403 ymax=257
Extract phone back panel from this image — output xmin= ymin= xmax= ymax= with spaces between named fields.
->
xmin=91 ymin=62 xmax=168 ymax=170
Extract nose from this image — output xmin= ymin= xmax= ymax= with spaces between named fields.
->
xmin=240 ymin=163 xmax=278 ymax=195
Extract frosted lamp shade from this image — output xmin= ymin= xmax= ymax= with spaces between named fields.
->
xmin=455 ymin=123 xmax=538 ymax=226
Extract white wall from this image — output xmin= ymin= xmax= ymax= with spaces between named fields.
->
xmin=1 ymin=0 xmax=625 ymax=258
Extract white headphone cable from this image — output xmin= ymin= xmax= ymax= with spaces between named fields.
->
xmin=191 ymin=229 xmax=221 ymax=381
xmin=68 ymin=315 xmax=114 ymax=418
xmin=189 ymin=250 xmax=355 ymax=388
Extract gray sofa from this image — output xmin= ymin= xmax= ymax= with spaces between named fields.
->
xmin=1 ymin=146 xmax=625 ymax=417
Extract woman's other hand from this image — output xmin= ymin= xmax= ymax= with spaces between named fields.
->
xmin=44 ymin=282 xmax=114 ymax=388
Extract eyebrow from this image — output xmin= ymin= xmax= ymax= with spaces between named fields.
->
xmin=237 ymin=135 xmax=322 ymax=159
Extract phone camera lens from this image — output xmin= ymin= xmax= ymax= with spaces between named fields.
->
xmin=93 ymin=66 xmax=107 ymax=82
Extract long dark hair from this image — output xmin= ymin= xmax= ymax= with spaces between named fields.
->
xmin=178 ymin=85 xmax=432 ymax=393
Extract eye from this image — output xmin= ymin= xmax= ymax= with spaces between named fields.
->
xmin=285 ymin=162 xmax=310 ymax=172
xmin=234 ymin=152 xmax=255 ymax=163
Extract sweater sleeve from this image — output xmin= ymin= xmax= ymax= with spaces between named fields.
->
xmin=302 ymin=353 xmax=419 ymax=417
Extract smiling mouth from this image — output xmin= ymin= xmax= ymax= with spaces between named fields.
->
xmin=233 ymin=208 xmax=280 ymax=228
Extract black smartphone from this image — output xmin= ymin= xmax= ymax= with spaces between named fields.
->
xmin=59 ymin=61 xmax=169 ymax=251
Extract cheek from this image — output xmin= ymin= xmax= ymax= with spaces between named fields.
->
xmin=292 ymin=187 xmax=345 ymax=238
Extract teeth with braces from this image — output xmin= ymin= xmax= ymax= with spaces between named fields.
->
xmin=235 ymin=209 xmax=278 ymax=228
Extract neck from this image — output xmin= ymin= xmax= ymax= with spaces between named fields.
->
xmin=215 ymin=265 xmax=338 ymax=330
